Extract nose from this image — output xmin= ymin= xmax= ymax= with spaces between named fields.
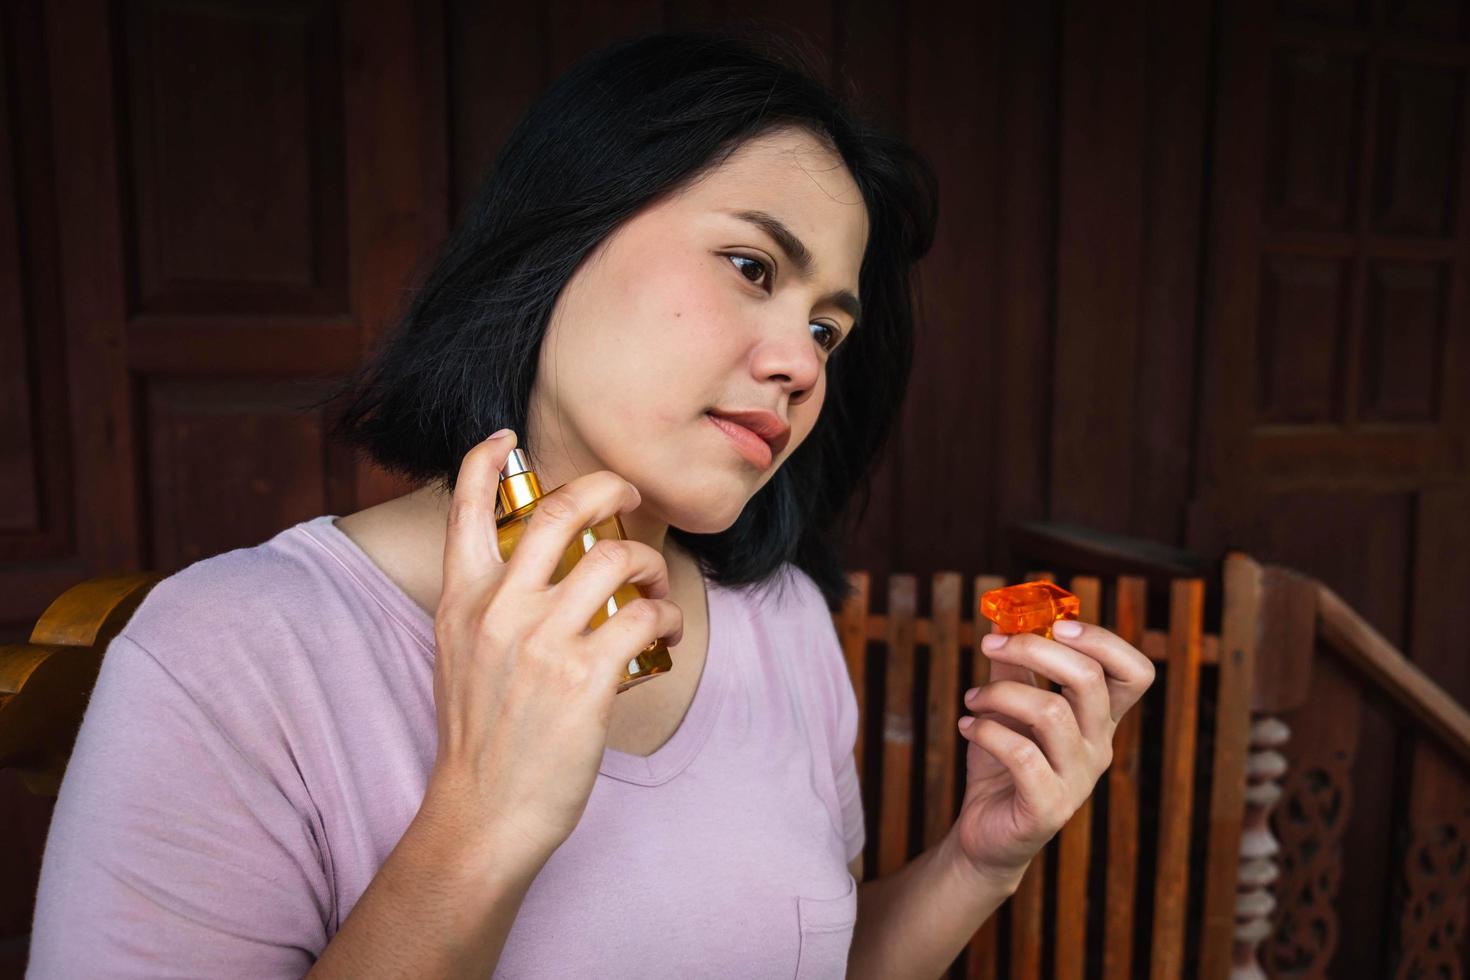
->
xmin=749 ymin=318 xmax=824 ymax=400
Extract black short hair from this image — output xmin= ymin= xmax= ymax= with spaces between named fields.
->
xmin=317 ymin=27 xmax=938 ymax=610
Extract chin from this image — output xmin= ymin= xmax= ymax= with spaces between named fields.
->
xmin=660 ymin=492 xmax=749 ymax=536
xmin=668 ymin=508 xmax=745 ymax=536
xmin=681 ymin=516 xmax=743 ymax=536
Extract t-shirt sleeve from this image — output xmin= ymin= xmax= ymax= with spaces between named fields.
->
xmin=27 ymin=632 xmax=332 ymax=979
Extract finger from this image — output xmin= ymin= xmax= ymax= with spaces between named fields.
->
xmin=551 ymin=537 xmax=676 ymax=637
xmin=965 ymin=681 xmax=1089 ymax=782
xmin=967 ymin=710 xmax=1034 ymax=744
xmin=585 ymin=596 xmax=685 ymax=673
xmin=983 ymin=622 xmax=1037 ymax=688
xmin=980 ymin=630 xmax=1113 ymax=740
xmin=502 ymin=470 xmax=643 ymax=593
xmin=963 ymin=717 xmax=1064 ymax=813
xmin=443 ymin=428 xmax=519 ymax=590
xmin=1049 ymin=624 xmax=1155 ymax=726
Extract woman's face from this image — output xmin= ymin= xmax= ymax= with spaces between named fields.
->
xmin=526 ymin=126 xmax=869 ymax=537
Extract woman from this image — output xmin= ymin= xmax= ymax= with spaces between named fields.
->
xmin=28 ymin=29 xmax=1154 ymax=979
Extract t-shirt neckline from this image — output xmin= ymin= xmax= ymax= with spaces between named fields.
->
xmin=296 ymin=514 xmax=728 ymax=786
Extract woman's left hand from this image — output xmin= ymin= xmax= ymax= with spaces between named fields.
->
xmin=949 ymin=618 xmax=1156 ymax=887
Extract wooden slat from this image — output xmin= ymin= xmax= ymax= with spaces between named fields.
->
xmin=838 ymin=571 xmax=871 ymax=781
xmin=1103 ymin=576 xmax=1147 ymax=980
xmin=1009 ymin=570 xmax=1054 ymax=980
xmin=879 ymin=574 xmax=917 ymax=877
xmin=966 ymin=574 xmax=1007 ymax=980
xmin=1198 ymin=554 xmax=1263 ymax=980
xmin=1141 ymin=631 xmax=1166 ymax=664
xmin=1054 ymin=575 xmax=1101 ymax=980
xmin=1150 ymin=578 xmax=1205 ymax=980
xmin=925 ymin=573 xmax=963 ymax=848
xmin=1142 ymin=628 xmax=1218 ymax=665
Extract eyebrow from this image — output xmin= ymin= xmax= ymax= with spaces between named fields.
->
xmin=729 ymin=209 xmax=862 ymax=330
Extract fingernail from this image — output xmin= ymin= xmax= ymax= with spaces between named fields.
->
xmin=488 ymin=428 xmax=513 ymax=441
xmin=1052 ymin=619 xmax=1082 ymax=638
xmin=964 ymin=686 xmax=980 ymax=702
xmin=981 ymin=633 xmax=1009 ymax=651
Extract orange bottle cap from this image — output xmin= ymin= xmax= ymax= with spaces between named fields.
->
xmin=979 ymin=582 xmax=1081 ymax=637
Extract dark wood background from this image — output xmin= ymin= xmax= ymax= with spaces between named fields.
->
xmin=3 ymin=0 xmax=1467 ymax=975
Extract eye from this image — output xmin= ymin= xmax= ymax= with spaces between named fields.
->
xmin=727 ymin=254 xmax=770 ymax=289
xmin=811 ymin=321 xmax=842 ymax=354
xmin=726 ymin=254 xmax=846 ymax=355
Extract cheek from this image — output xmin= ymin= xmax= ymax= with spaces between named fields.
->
xmin=638 ymin=246 xmax=737 ymax=327
xmin=659 ymin=268 xmax=734 ymax=332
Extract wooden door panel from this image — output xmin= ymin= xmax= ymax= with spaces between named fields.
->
xmin=1194 ymin=0 xmax=1470 ymax=972
xmin=142 ymin=378 xmax=340 ymax=569
xmin=1371 ymin=59 xmax=1463 ymax=238
xmin=1263 ymin=45 xmax=1365 ymax=235
xmin=121 ymin=0 xmax=349 ymax=317
xmin=0 ymin=0 xmax=438 ymax=639
xmin=1198 ymin=0 xmax=1469 ymax=502
xmin=1359 ymin=260 xmax=1453 ymax=423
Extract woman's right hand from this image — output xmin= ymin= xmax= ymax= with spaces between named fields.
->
xmin=421 ymin=428 xmax=684 ymax=861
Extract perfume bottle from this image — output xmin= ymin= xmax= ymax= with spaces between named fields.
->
xmin=496 ymin=448 xmax=673 ymax=693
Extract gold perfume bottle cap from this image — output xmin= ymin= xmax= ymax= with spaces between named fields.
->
xmin=497 ymin=448 xmax=543 ymax=516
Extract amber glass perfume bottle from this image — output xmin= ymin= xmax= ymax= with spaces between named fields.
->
xmin=495 ymin=448 xmax=673 ymax=693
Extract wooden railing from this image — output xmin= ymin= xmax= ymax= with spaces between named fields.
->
xmin=828 ymin=523 xmax=1470 ymax=979
xmin=833 ymin=564 xmax=1233 ymax=979
xmin=1315 ymin=583 xmax=1470 ymax=769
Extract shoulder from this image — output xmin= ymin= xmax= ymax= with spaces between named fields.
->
xmin=119 ymin=517 xmax=349 ymax=682
xmin=72 ymin=521 xmax=364 ymax=779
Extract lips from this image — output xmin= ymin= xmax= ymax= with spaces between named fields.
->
xmin=706 ymin=413 xmax=776 ymax=468
xmin=705 ymin=408 xmax=791 ymax=456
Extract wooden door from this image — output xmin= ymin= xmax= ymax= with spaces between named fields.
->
xmin=0 ymin=0 xmax=438 ymax=966
xmin=0 ymin=0 xmax=440 ymax=629
xmin=1187 ymin=0 xmax=1470 ymax=973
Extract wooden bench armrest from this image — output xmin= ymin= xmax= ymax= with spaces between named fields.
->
xmin=0 ymin=573 xmax=163 ymax=795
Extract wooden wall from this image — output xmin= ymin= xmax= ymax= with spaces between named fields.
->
xmin=2 ymin=0 xmax=1467 ymax=974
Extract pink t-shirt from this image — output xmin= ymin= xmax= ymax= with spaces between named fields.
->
xmin=27 ymin=515 xmax=864 ymax=978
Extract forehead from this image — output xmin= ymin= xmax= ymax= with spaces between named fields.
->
xmin=706 ymin=127 xmax=860 ymax=199
xmin=674 ymin=128 xmax=869 ymax=271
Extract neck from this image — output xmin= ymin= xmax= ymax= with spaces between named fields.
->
xmin=498 ymin=426 xmax=672 ymax=556
xmin=391 ymin=479 xmax=692 ymax=604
